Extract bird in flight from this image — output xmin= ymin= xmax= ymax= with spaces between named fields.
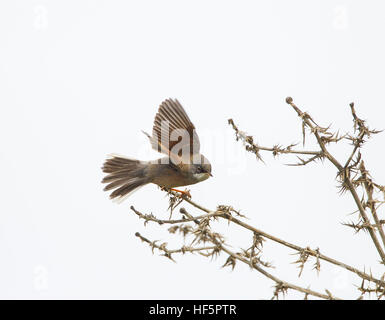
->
xmin=102 ymin=98 xmax=212 ymax=202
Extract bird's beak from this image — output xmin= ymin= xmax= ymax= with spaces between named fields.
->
xmin=208 ymin=172 xmax=213 ymax=177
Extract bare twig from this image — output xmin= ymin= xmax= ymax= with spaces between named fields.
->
xmin=169 ymin=194 xmax=385 ymax=289
xmin=229 ymin=97 xmax=385 ymax=265
xmin=131 ymin=194 xmax=385 ymax=299
xmin=134 ymin=204 xmax=341 ymax=300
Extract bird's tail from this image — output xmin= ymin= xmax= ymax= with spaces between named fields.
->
xmin=102 ymin=155 xmax=149 ymax=202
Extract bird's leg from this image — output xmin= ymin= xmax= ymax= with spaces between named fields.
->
xmin=159 ymin=186 xmax=192 ymax=198
xmin=170 ymin=188 xmax=192 ymax=198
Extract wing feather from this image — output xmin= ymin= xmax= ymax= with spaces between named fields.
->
xmin=144 ymin=98 xmax=200 ymax=163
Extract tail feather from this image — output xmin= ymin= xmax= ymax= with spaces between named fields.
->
xmin=102 ymin=170 xmax=136 ymax=183
xmin=109 ymin=179 xmax=145 ymax=199
xmin=102 ymin=156 xmax=141 ymax=173
xmin=102 ymin=155 xmax=149 ymax=201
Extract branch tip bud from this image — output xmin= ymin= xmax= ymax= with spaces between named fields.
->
xmin=286 ymin=97 xmax=293 ymax=104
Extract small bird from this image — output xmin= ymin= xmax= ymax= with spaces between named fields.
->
xmin=102 ymin=98 xmax=212 ymax=202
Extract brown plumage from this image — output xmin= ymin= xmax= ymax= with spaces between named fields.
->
xmin=102 ymin=98 xmax=212 ymax=202
xmin=150 ymin=99 xmax=200 ymax=160
xmin=102 ymin=157 xmax=149 ymax=200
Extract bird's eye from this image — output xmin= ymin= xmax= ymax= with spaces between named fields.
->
xmin=196 ymin=166 xmax=203 ymax=173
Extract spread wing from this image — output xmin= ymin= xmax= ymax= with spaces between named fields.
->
xmin=144 ymin=98 xmax=200 ymax=164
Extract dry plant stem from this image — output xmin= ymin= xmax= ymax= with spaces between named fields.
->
xmin=229 ymin=98 xmax=385 ymax=265
xmin=220 ymin=245 xmax=340 ymax=300
xmin=176 ymin=209 xmax=341 ymax=300
xmin=134 ymin=204 xmax=340 ymax=300
xmin=286 ymin=99 xmax=342 ymax=170
xmin=360 ymin=162 xmax=385 ymax=249
xmin=137 ymin=231 xmax=338 ymax=299
xmin=172 ymin=194 xmax=385 ymax=289
xmin=248 ymin=145 xmax=321 ymax=156
xmin=343 ymin=178 xmax=385 ymax=264
xmin=343 ymin=129 xmax=364 ymax=169
xmin=222 ymin=214 xmax=385 ymax=288
xmin=135 ymin=232 xmax=216 ymax=257
xmin=130 ymin=206 xmax=221 ymax=224
xmin=285 ymin=98 xmax=385 ymax=265
xmin=227 ymin=119 xmax=321 ymax=157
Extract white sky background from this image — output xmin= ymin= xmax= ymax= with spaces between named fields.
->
xmin=1 ymin=0 xmax=385 ymax=299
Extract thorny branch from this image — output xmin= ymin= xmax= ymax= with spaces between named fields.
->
xmin=229 ymin=97 xmax=385 ymax=266
xmin=132 ymin=202 xmax=342 ymax=300
xmin=131 ymin=97 xmax=385 ymax=299
xmin=132 ymin=185 xmax=385 ymax=299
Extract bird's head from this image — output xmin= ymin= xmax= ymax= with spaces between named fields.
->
xmin=191 ymin=154 xmax=212 ymax=182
